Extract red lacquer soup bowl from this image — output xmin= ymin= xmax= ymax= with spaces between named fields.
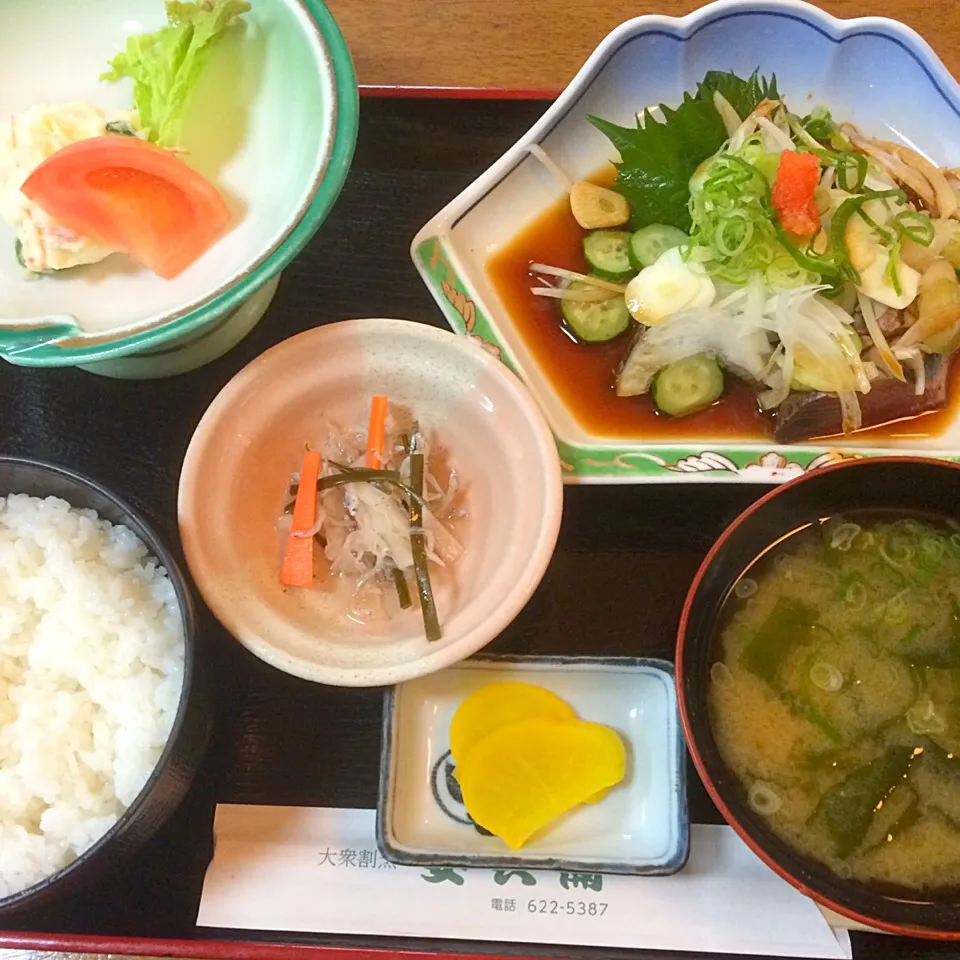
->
xmin=677 ymin=456 xmax=960 ymax=939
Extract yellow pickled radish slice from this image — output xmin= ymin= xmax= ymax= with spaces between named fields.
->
xmin=455 ymin=717 xmax=627 ymax=849
xmin=584 ymin=787 xmax=610 ymax=804
xmin=449 ymin=681 xmax=577 ymax=764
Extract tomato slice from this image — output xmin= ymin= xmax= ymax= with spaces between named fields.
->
xmin=21 ymin=136 xmax=231 ymax=279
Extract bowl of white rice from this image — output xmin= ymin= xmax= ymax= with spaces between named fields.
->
xmin=0 ymin=456 xmax=208 ymax=915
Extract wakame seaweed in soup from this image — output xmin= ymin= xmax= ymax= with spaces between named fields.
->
xmin=709 ymin=512 xmax=960 ymax=892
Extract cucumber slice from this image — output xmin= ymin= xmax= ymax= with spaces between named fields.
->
xmin=652 ymin=353 xmax=724 ymax=417
xmin=583 ymin=230 xmax=633 ymax=280
xmin=560 ymin=282 xmax=630 ymax=342
xmin=629 ymin=224 xmax=689 ymax=269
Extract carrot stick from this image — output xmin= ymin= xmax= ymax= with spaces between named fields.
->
xmin=280 ymin=447 xmax=322 ymax=587
xmin=365 ymin=395 xmax=389 ymax=468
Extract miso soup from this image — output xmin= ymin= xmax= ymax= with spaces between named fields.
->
xmin=709 ymin=512 xmax=960 ymax=892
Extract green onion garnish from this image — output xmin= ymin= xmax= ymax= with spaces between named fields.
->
xmin=893 ymin=210 xmax=935 ymax=247
xmin=688 ymin=153 xmax=800 ymax=286
xmin=834 ymin=152 xmax=868 ymax=193
xmin=885 ymin=240 xmax=904 ymax=297
xmin=826 ymin=189 xmax=906 ymax=286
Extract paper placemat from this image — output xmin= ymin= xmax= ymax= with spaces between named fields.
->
xmin=197 ymin=806 xmax=852 ymax=959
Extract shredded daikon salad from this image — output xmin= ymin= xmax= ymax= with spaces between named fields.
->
xmin=279 ymin=397 xmax=463 ymax=642
xmin=522 ymin=69 xmax=960 ymax=438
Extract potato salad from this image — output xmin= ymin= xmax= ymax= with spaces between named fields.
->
xmin=0 ymin=102 xmax=138 ymax=273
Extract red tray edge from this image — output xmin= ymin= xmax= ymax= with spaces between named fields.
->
xmin=358 ymin=84 xmax=560 ymax=100
xmin=0 ymin=930 xmax=568 ymax=960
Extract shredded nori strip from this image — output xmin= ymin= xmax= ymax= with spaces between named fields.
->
xmin=408 ymin=447 xmax=441 ymax=642
xmin=285 ymin=464 xmax=428 ymax=512
xmin=392 ymin=568 xmax=413 ymax=610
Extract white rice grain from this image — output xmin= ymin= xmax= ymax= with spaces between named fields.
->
xmin=0 ymin=494 xmax=184 ymax=900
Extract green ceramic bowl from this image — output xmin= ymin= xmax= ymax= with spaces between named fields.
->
xmin=0 ymin=0 xmax=358 ymax=378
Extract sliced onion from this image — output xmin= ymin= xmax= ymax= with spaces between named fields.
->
xmin=894 ymin=347 xmax=925 ymax=396
xmin=713 ymin=90 xmax=742 ymax=137
xmin=765 ymin=338 xmax=796 ymax=410
xmin=530 ymin=286 xmax=617 ymax=302
xmin=876 ymin=138 xmax=958 ymax=219
xmin=837 ymin=388 xmax=863 ymax=434
xmin=748 ymin=782 xmax=782 ymax=816
xmin=841 ymin=124 xmax=939 ymax=212
xmin=786 ymin=112 xmax=824 ymax=152
xmin=526 ymin=143 xmax=573 ymax=190
xmin=857 ymin=293 xmax=904 ymax=382
xmin=809 ymin=661 xmax=844 ymax=693
xmin=756 ymin=115 xmax=794 ymax=153
xmin=529 ymin=263 xmax=627 ymax=292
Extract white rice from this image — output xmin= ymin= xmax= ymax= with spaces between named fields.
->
xmin=0 ymin=494 xmax=184 ymax=900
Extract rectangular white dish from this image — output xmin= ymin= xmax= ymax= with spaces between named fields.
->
xmin=377 ymin=655 xmax=689 ymax=875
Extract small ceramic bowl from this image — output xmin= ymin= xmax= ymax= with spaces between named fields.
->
xmin=178 ymin=319 xmax=564 ymax=687
xmin=0 ymin=456 xmax=210 ymax=917
xmin=0 ymin=0 xmax=357 ymax=378
xmin=377 ymin=655 xmax=689 ymax=874
xmin=678 ymin=457 xmax=960 ymax=938
xmin=412 ymin=0 xmax=960 ymax=484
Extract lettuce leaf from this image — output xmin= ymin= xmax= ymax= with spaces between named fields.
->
xmin=101 ymin=0 xmax=250 ymax=148
xmin=587 ymin=70 xmax=779 ymax=231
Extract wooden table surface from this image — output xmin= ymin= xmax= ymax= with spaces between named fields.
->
xmin=327 ymin=0 xmax=958 ymax=93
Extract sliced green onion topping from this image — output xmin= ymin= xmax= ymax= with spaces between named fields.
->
xmin=800 ymin=106 xmax=836 ymax=144
xmin=854 ymin=204 xmax=894 ymax=244
xmin=689 ymin=153 xmax=812 ymax=286
xmin=834 ymin=152 xmax=868 ymax=193
xmin=828 ymin=189 xmax=906 ymax=285
xmin=885 ymin=239 xmax=904 ymax=296
xmin=893 ymin=210 xmax=935 ymax=246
